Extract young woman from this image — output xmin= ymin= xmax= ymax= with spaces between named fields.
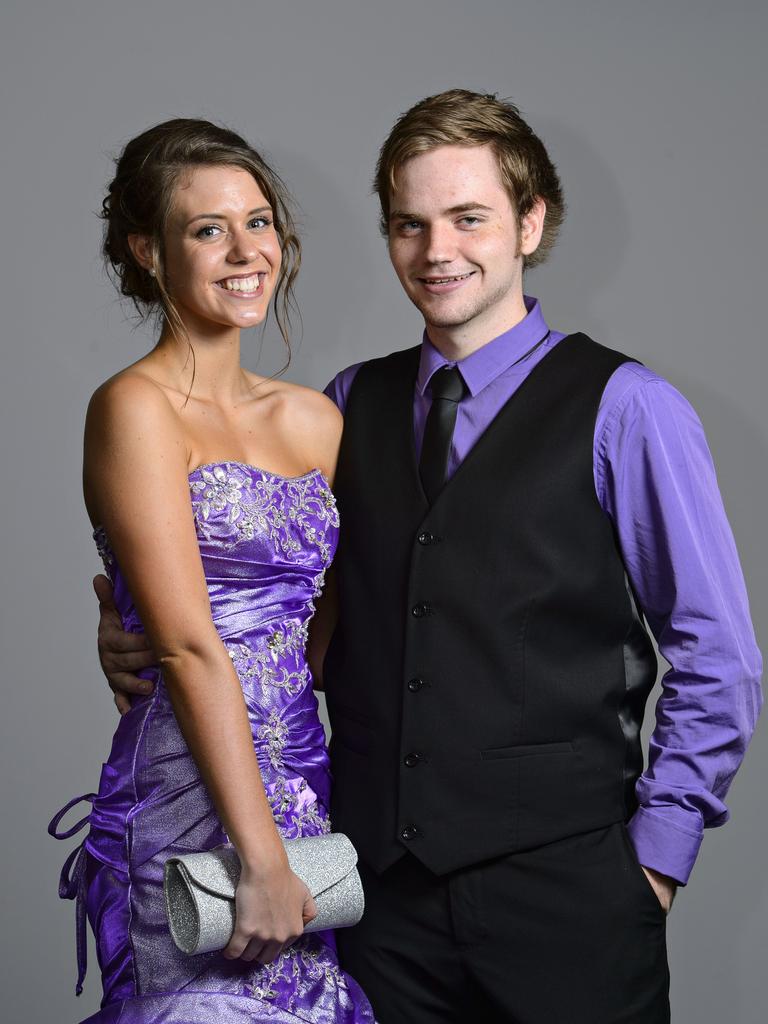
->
xmin=49 ymin=119 xmax=374 ymax=1023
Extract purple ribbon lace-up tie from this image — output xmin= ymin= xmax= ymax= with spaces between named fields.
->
xmin=48 ymin=793 xmax=95 ymax=995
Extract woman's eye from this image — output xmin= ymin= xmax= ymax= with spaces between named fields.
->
xmin=195 ymin=224 xmax=221 ymax=239
xmin=248 ymin=217 xmax=272 ymax=230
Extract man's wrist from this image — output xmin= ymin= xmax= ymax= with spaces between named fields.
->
xmin=640 ymin=864 xmax=677 ymax=914
xmin=627 ymin=805 xmax=702 ymax=885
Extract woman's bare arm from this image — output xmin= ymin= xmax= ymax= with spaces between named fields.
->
xmin=84 ymin=374 xmax=314 ymax=962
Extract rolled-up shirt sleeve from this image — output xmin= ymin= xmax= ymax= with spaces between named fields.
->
xmin=596 ymin=363 xmax=762 ymax=884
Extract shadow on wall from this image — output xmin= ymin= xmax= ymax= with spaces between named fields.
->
xmin=523 ymin=115 xmax=631 ymax=341
xmin=243 ymin=144 xmax=393 ymax=390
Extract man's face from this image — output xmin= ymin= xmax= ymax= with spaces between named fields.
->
xmin=387 ymin=144 xmax=542 ymax=343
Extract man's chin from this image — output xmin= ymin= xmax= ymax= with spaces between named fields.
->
xmin=412 ymin=299 xmax=478 ymax=330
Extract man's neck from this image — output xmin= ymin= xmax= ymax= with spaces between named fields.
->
xmin=423 ymin=294 xmax=529 ymax=362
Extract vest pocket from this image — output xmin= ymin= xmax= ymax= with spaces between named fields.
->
xmin=480 ymin=740 xmax=573 ymax=760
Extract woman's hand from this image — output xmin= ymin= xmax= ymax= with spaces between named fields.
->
xmin=224 ymin=859 xmax=318 ymax=964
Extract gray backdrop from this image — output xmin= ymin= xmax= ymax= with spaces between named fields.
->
xmin=1 ymin=1 xmax=766 ymax=1021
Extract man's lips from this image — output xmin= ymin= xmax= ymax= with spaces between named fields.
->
xmin=417 ymin=271 xmax=475 ymax=294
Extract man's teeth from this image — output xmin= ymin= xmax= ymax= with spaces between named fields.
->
xmin=222 ymin=275 xmax=261 ymax=292
xmin=425 ymin=273 xmax=472 ymax=284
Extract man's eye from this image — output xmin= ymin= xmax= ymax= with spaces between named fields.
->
xmin=459 ymin=216 xmax=481 ymax=226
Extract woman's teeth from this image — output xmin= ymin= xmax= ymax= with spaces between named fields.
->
xmin=221 ymin=275 xmax=261 ymax=292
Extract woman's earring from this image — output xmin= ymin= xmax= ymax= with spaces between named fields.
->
xmin=149 ymin=267 xmax=156 ymax=278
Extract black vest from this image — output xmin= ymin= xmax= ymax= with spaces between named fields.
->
xmin=324 ymin=334 xmax=657 ymax=875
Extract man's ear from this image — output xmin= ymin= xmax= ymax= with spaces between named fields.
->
xmin=127 ymin=234 xmax=155 ymax=273
xmin=519 ymin=197 xmax=546 ymax=258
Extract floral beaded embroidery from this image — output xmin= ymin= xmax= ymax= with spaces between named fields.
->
xmin=189 ymin=463 xmax=339 ymax=569
xmin=256 ymin=709 xmax=290 ymax=771
xmin=190 ymin=465 xmax=245 ymax=523
xmin=228 ymin=619 xmax=312 ymax=699
xmin=93 ymin=526 xmax=115 ymax=571
xmin=243 ymin=939 xmax=346 ymax=1005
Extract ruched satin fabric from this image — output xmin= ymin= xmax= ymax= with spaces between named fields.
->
xmin=52 ymin=463 xmax=374 ymax=1023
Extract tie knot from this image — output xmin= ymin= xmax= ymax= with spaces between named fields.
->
xmin=429 ymin=365 xmax=465 ymax=404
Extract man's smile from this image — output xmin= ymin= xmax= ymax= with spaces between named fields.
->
xmin=417 ymin=271 xmax=476 ymax=294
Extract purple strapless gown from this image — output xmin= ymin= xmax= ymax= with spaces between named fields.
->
xmin=50 ymin=462 xmax=375 ymax=1023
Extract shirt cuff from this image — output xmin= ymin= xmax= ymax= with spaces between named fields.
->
xmin=626 ymin=805 xmax=703 ymax=885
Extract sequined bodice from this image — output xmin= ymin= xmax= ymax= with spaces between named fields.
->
xmin=97 ymin=461 xmax=338 ymax=635
xmin=93 ymin=461 xmax=340 ymax=840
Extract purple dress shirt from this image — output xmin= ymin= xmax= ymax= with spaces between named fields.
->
xmin=325 ymin=296 xmax=762 ymax=885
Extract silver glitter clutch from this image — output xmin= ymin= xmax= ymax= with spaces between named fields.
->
xmin=164 ymin=834 xmax=365 ymax=955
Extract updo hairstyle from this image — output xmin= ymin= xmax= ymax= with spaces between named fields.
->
xmin=101 ymin=119 xmax=301 ymax=349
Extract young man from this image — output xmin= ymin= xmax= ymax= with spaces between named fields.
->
xmin=96 ymin=91 xmax=761 ymax=1022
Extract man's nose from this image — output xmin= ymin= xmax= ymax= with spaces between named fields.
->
xmin=423 ymin=223 xmax=457 ymax=265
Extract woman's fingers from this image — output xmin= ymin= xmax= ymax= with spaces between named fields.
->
xmin=238 ymin=936 xmax=266 ymax=962
xmin=302 ymin=892 xmax=317 ymax=926
xmin=223 ymin=926 xmax=251 ymax=960
xmin=256 ymin=939 xmax=285 ymax=964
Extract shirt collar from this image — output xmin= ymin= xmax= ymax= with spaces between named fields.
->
xmin=416 ymin=295 xmax=551 ymax=398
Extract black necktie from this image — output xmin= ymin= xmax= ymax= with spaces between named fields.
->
xmin=419 ymin=365 xmax=466 ymax=504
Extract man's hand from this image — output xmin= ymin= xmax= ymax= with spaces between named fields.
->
xmin=641 ymin=865 xmax=677 ymax=914
xmin=94 ymin=574 xmax=157 ymax=714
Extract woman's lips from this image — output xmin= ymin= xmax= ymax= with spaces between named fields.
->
xmin=214 ymin=272 xmax=265 ymax=298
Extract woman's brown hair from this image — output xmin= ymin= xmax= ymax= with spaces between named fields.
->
xmin=102 ymin=118 xmax=301 ymax=354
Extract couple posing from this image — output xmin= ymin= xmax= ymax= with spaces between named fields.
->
xmin=51 ymin=90 xmax=761 ymax=1023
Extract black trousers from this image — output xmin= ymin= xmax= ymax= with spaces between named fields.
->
xmin=338 ymin=823 xmax=670 ymax=1024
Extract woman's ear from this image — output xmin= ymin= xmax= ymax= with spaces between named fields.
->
xmin=127 ymin=234 xmax=155 ymax=274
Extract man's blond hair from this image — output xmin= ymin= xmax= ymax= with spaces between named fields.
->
xmin=374 ymin=89 xmax=565 ymax=269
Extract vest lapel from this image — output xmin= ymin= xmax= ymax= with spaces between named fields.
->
xmin=419 ymin=334 xmax=582 ymax=513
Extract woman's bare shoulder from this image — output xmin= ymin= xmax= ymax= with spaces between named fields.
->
xmin=245 ymin=374 xmax=342 ymax=477
xmin=87 ymin=364 xmax=179 ymax=430
xmin=83 ymin=367 xmax=190 ymax=526
xmin=84 ymin=366 xmax=188 ymax=483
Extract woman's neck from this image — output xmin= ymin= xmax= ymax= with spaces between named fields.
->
xmin=153 ymin=323 xmax=253 ymax=407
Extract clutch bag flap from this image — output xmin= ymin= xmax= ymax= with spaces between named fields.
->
xmin=164 ymin=833 xmax=363 ymax=955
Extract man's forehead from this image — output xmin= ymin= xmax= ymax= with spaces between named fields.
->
xmin=390 ymin=144 xmax=506 ymax=205
xmin=389 ymin=146 xmax=509 ymax=219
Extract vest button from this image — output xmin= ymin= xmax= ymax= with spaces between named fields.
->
xmin=417 ymin=531 xmax=434 ymax=546
xmin=411 ymin=602 xmax=430 ymax=618
xmin=403 ymin=752 xmax=422 ymax=767
xmin=407 ymin=677 xmax=424 ymax=692
xmin=400 ymin=824 xmax=419 ymax=841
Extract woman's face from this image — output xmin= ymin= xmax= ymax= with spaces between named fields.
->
xmin=161 ymin=164 xmax=282 ymax=334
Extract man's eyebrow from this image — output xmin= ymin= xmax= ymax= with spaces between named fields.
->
xmin=389 ymin=202 xmax=494 ymax=221
xmin=445 ymin=202 xmax=494 ymax=214
xmin=186 ymin=205 xmax=272 ymax=226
